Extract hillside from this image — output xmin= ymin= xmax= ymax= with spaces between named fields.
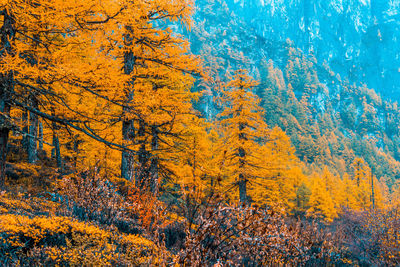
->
xmin=189 ymin=0 xmax=400 ymax=186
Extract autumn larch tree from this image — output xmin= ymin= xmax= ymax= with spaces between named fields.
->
xmin=0 ymin=0 xmax=133 ymax=186
xmin=0 ymin=7 xmax=14 ymax=187
xmin=352 ymin=157 xmax=373 ymax=210
xmin=114 ymin=0 xmax=201 ymax=193
xmin=307 ymin=172 xmax=337 ymax=222
xmin=218 ymin=70 xmax=270 ymax=204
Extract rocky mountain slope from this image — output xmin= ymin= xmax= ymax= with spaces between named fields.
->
xmin=188 ymin=0 xmax=400 ymax=185
xmin=224 ymin=0 xmax=400 ymax=100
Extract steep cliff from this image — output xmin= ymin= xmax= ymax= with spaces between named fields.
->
xmin=223 ymin=0 xmax=400 ymax=100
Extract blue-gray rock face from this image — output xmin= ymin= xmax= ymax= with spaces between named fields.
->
xmin=222 ymin=0 xmax=400 ymax=100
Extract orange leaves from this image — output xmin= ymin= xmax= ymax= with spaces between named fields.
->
xmin=306 ymin=173 xmax=337 ymax=222
xmin=125 ymin=187 xmax=168 ymax=232
xmin=216 ymin=70 xmax=297 ymax=205
xmin=0 ymin=0 xmax=203 ymax=187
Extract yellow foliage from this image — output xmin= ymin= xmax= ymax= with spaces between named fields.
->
xmin=341 ymin=173 xmax=359 ymax=210
xmin=0 ymin=192 xmax=58 ymax=216
xmin=307 ymin=173 xmax=337 ymax=222
xmin=0 ymin=214 xmax=160 ymax=265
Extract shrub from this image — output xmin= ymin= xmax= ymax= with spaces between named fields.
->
xmin=0 ymin=214 xmax=159 ymax=266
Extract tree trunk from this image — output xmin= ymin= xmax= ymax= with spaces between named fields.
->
xmin=238 ymin=174 xmax=247 ymax=204
xmin=51 ymin=109 xmax=62 ymax=171
xmin=53 ymin=131 xmax=62 ymax=170
xmin=22 ymin=110 xmax=28 ymax=150
xmin=371 ymin=172 xmax=375 ymax=210
xmin=72 ymin=136 xmax=79 ymax=169
xmin=135 ymin=119 xmax=148 ymax=188
xmin=121 ymin=118 xmax=135 ymax=180
xmin=27 ymin=97 xmax=38 ymax=163
xmin=149 ymin=126 xmax=159 ymax=195
xmin=38 ymin=121 xmax=43 ymax=151
xmin=0 ymin=129 xmax=9 ymax=188
xmin=26 ymin=32 xmax=40 ymax=163
xmin=238 ymin=120 xmax=247 ymax=204
xmin=0 ymin=10 xmax=15 ymax=188
xmin=121 ymin=29 xmax=136 ymax=181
